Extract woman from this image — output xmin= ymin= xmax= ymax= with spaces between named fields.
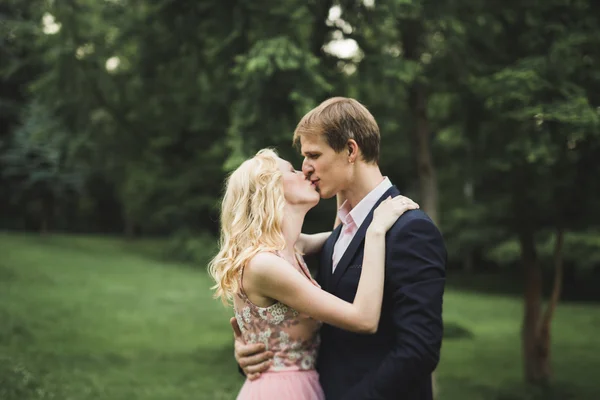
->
xmin=208 ymin=149 xmax=418 ymax=400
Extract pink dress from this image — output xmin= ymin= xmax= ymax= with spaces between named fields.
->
xmin=234 ymin=252 xmax=325 ymax=400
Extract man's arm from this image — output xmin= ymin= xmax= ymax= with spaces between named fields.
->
xmin=298 ymin=232 xmax=331 ymax=255
xmin=346 ymin=216 xmax=446 ymax=399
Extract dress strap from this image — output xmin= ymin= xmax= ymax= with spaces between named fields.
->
xmin=273 ymin=251 xmax=319 ymax=288
xmin=296 ymin=254 xmax=320 ymax=288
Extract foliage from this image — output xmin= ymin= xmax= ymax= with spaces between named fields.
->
xmin=1 ymin=100 xmax=83 ymax=231
xmin=0 ymin=0 xmax=599 ymax=273
xmin=162 ymin=229 xmax=219 ymax=266
xmin=488 ymin=231 xmax=600 ymax=271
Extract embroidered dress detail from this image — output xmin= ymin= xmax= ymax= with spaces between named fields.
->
xmin=233 ymin=252 xmax=322 ymax=372
xmin=234 ymin=251 xmax=325 ymax=400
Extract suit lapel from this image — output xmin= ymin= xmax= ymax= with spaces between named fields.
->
xmin=330 ymin=186 xmax=400 ymax=293
xmin=320 ymin=224 xmax=342 ymax=292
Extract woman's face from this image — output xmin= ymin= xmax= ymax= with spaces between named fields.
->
xmin=277 ymin=157 xmax=320 ymax=207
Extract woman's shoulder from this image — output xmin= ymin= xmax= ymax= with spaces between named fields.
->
xmin=245 ymin=251 xmax=287 ymax=280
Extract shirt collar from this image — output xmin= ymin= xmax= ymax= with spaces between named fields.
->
xmin=336 ymin=177 xmax=393 ymax=229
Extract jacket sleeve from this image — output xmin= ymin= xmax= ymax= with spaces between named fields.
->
xmin=346 ymin=217 xmax=446 ymax=399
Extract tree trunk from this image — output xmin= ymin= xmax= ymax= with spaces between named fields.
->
xmin=535 ymin=227 xmax=565 ymax=383
xmin=409 ymin=82 xmax=439 ymax=226
xmin=463 ymin=252 xmax=474 ymax=273
xmin=408 ymin=65 xmax=441 ymax=400
xmin=519 ymin=226 xmax=545 ymax=383
xmin=40 ymin=196 xmax=53 ymax=235
xmin=309 ymin=0 xmax=334 ymax=61
xmin=401 ymin=18 xmax=439 ymax=226
xmin=513 ymin=154 xmax=565 ymax=386
xmin=122 ymin=201 xmax=136 ymax=240
xmin=40 ymin=215 xmax=49 ymax=235
xmin=519 ymin=226 xmax=564 ymax=385
xmin=400 ymin=17 xmax=440 ymax=398
xmin=124 ymin=215 xmax=135 ymax=240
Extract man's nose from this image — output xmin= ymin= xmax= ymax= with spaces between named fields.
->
xmin=302 ymin=159 xmax=313 ymax=177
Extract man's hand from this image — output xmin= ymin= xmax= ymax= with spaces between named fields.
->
xmin=231 ymin=317 xmax=273 ymax=380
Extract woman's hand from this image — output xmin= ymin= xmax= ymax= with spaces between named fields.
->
xmin=369 ymin=195 xmax=419 ymax=235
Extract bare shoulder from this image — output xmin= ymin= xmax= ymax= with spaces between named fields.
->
xmin=245 ymin=252 xmax=287 ymax=281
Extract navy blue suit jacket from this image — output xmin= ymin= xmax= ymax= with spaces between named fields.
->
xmin=315 ymin=185 xmax=446 ymax=400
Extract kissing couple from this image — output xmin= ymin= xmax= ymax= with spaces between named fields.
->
xmin=209 ymin=97 xmax=446 ymax=400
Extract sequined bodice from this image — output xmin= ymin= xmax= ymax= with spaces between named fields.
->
xmin=233 ymin=252 xmax=322 ymax=372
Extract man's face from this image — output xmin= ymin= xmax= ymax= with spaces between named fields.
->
xmin=300 ymin=134 xmax=351 ymax=199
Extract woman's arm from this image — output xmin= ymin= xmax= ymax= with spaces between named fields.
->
xmin=297 ymin=232 xmax=331 ymax=255
xmin=246 ymin=196 xmax=418 ymax=334
xmin=247 ymin=230 xmax=385 ymax=333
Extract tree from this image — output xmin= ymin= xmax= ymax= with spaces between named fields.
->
xmin=452 ymin=0 xmax=600 ymax=383
xmin=1 ymin=100 xmax=82 ymax=233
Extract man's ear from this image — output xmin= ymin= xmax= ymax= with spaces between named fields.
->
xmin=347 ymin=139 xmax=359 ymax=163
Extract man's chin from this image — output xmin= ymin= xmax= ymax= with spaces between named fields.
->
xmin=319 ymin=190 xmax=336 ymax=200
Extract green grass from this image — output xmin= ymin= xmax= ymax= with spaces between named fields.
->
xmin=1 ymin=233 xmax=599 ymax=399
xmin=0 ymin=233 xmax=243 ymax=400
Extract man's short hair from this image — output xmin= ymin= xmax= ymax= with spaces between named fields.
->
xmin=293 ymin=97 xmax=380 ymax=164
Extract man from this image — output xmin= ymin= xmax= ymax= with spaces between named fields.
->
xmin=232 ymin=97 xmax=446 ymax=399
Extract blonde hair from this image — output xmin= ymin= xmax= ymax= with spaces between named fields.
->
xmin=208 ymin=148 xmax=287 ymax=305
xmin=293 ymin=97 xmax=380 ymax=164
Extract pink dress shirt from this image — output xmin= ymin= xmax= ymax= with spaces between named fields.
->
xmin=331 ymin=177 xmax=392 ymax=272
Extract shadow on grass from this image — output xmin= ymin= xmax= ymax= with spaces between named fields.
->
xmin=0 ymin=262 xmax=16 ymax=282
xmin=443 ymin=321 xmax=475 ymax=340
xmin=0 ymin=320 xmax=34 ymax=345
xmin=494 ymin=381 xmax=595 ymax=400
xmin=446 ymin=272 xmax=524 ymax=298
xmin=0 ymin=357 xmax=58 ymax=400
xmin=442 ymin=377 xmax=595 ymax=400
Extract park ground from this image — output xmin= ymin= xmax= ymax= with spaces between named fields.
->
xmin=1 ymin=233 xmax=599 ymax=400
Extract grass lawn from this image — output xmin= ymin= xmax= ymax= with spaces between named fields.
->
xmin=1 ymin=233 xmax=599 ymax=399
